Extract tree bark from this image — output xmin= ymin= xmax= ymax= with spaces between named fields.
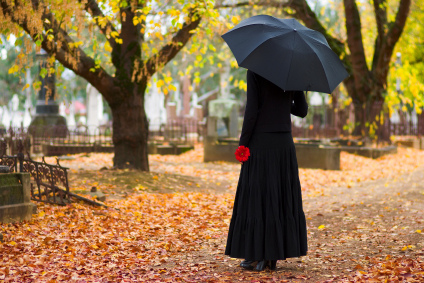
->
xmin=111 ymin=85 xmax=149 ymax=170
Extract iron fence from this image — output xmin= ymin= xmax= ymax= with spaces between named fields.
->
xmin=0 ymin=140 xmax=71 ymax=205
xmin=0 ymin=140 xmax=106 ymax=207
xmin=290 ymin=103 xmax=424 ymax=141
xmin=0 ymin=119 xmax=205 ymax=156
xmin=149 ymin=118 xmax=206 ymax=145
xmin=1 ymin=106 xmax=422 ymax=155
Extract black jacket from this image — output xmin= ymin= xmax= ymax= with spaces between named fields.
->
xmin=239 ymin=70 xmax=308 ymax=146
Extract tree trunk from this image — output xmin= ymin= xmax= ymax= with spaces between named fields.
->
xmin=111 ymin=86 xmax=149 ymax=170
xmin=352 ymin=99 xmax=365 ymax=136
xmin=351 ymin=93 xmax=385 ymax=137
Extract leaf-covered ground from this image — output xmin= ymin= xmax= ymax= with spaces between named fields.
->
xmin=1 ymin=145 xmax=424 ymax=282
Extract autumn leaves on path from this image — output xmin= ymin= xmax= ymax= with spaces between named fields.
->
xmin=1 ymin=146 xmax=424 ymax=282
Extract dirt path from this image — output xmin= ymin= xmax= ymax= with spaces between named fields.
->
xmin=294 ymin=165 xmax=424 ymax=281
xmin=146 ymin=165 xmax=424 ymax=282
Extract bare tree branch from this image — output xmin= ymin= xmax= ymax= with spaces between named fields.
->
xmin=287 ymin=0 xmax=346 ymax=62
xmin=373 ymin=0 xmax=387 ymax=43
xmin=343 ymin=0 xmax=370 ymax=95
xmin=371 ymin=0 xmax=387 ymax=70
xmin=374 ymin=0 xmax=411 ymax=81
xmin=144 ymin=10 xmax=201 ymax=79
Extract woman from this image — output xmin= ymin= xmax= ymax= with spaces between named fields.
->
xmin=225 ymin=70 xmax=308 ymax=271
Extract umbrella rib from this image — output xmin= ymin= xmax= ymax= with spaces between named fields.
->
xmin=283 ymin=32 xmax=297 ymax=91
xmin=239 ymin=31 xmax=293 ymax=66
xmin=298 ymin=31 xmax=330 ymax=47
xmin=228 ymin=22 xmax=285 ymax=33
xmin=296 ymin=35 xmax=332 ymax=92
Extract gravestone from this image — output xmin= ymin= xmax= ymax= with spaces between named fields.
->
xmin=1 ymin=106 xmax=10 ymax=129
xmin=86 ymin=84 xmax=100 ymax=135
xmin=9 ymin=94 xmax=23 ymax=128
xmin=166 ymin=103 xmax=177 ymax=121
xmin=294 ymin=143 xmax=341 ymax=170
xmin=29 ymin=50 xmax=67 ymax=137
xmin=23 ymin=98 xmax=32 ymax=128
xmin=145 ymin=78 xmax=167 ymax=131
xmin=173 ymin=82 xmax=182 ymax=116
xmin=0 ymin=168 xmax=34 ymax=223
xmin=208 ymin=98 xmax=238 ymax=138
xmin=394 ymin=138 xmax=420 ymax=149
xmin=59 ymin=101 xmax=66 ymax=117
xmin=193 ymin=105 xmax=203 ymax=121
xmin=190 ymin=92 xmax=204 ymax=120
xmin=67 ymin=101 xmax=77 ymax=128
xmin=0 ymin=107 xmax=4 ymax=133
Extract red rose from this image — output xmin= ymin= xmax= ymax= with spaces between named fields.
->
xmin=235 ymin=145 xmax=250 ymax=163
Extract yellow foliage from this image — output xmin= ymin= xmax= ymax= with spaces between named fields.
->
xmin=230 ymin=60 xmax=238 ymax=68
xmin=104 ymin=41 xmax=112 ymax=52
xmin=156 ymin=80 xmax=164 ymax=88
xmin=22 ymin=84 xmax=30 ymax=91
xmin=8 ymin=65 xmax=19 ymax=74
xmin=133 ymin=17 xmax=139 ymax=26
xmin=238 ymin=80 xmax=247 ymax=91
xmin=154 ymin=32 xmax=163 ymax=41
xmin=231 ymin=16 xmax=240 ymax=25
xmin=164 ymin=75 xmax=172 ymax=84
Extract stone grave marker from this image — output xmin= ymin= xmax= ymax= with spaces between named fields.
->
xmin=86 ymin=83 xmax=100 ymax=135
xmin=0 ymin=167 xmax=35 ymax=223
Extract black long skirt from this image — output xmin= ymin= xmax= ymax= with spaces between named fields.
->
xmin=225 ymin=132 xmax=308 ymax=261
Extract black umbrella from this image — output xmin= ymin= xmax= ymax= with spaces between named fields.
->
xmin=221 ymin=15 xmax=349 ymax=94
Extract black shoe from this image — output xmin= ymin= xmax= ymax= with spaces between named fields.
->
xmin=255 ymin=260 xmax=277 ymax=271
xmin=240 ymin=260 xmax=255 ymax=270
xmin=255 ymin=260 xmax=268 ymax=271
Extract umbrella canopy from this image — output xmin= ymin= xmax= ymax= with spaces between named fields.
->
xmin=221 ymin=15 xmax=349 ymax=94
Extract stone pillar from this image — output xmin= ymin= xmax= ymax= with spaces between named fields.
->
xmin=194 ymin=105 xmax=203 ymax=121
xmin=35 ymin=59 xmax=57 ymax=114
xmin=181 ymin=76 xmax=191 ymax=116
